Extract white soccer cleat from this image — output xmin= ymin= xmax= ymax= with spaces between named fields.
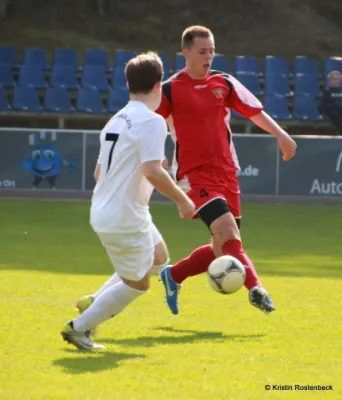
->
xmin=61 ymin=321 xmax=105 ymax=351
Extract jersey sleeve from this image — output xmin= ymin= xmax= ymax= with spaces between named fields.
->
xmin=155 ymin=88 xmax=172 ymax=119
xmin=139 ymin=117 xmax=168 ymax=164
xmin=225 ymin=75 xmax=263 ymax=119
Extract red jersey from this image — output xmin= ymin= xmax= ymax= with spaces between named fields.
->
xmin=156 ymin=70 xmax=263 ymax=183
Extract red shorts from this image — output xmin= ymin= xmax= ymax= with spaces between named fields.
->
xmin=185 ymin=168 xmax=241 ymax=219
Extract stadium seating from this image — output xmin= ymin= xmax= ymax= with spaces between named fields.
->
xmin=44 ymin=87 xmax=75 ymax=112
xmin=0 ymin=63 xmax=15 ymax=88
xmin=0 ymin=86 xmax=11 ymax=110
xmin=263 ymin=95 xmax=293 ymax=120
xmin=83 ymin=49 xmax=111 ymax=70
xmin=0 ymin=47 xmax=337 ymax=126
xmin=264 ymin=56 xmax=291 ymax=77
xmin=108 ymin=88 xmax=130 ymax=113
xmin=234 ymin=56 xmax=260 ymax=76
xmin=18 ymin=65 xmax=47 ymax=89
xmin=111 ymin=66 xmax=127 ymax=89
xmin=264 ymin=74 xmax=292 ymax=96
xmin=294 ymin=74 xmax=321 ymax=97
xmin=174 ymin=53 xmax=185 ymax=71
xmin=235 ymin=73 xmax=262 ymax=96
xmin=158 ymin=51 xmax=171 ymax=77
xmin=52 ymin=48 xmax=79 ymax=70
xmin=13 ymin=86 xmax=43 ymax=111
xmin=22 ymin=47 xmax=50 ymax=69
xmin=114 ymin=50 xmax=136 ymax=68
xmin=293 ymin=94 xmax=322 ymax=121
xmin=76 ymin=88 xmax=107 ymax=113
xmin=231 ymin=110 xmax=244 ymax=119
xmin=294 ymin=56 xmax=319 ymax=77
xmin=81 ymin=65 xmax=110 ymax=91
xmin=0 ymin=45 xmax=19 ymax=68
xmin=50 ymin=65 xmax=79 ymax=90
xmin=211 ymin=55 xmax=229 ymax=72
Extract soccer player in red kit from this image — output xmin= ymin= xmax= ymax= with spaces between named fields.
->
xmin=157 ymin=25 xmax=297 ymax=315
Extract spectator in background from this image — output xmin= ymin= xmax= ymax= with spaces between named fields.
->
xmin=320 ymin=70 xmax=342 ymax=135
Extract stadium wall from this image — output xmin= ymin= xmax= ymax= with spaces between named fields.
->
xmin=0 ymin=128 xmax=342 ymax=202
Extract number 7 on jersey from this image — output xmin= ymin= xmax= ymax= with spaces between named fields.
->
xmin=105 ymin=133 xmax=119 ymax=172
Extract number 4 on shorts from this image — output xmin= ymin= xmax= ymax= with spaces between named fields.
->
xmin=200 ymin=189 xmax=209 ymax=198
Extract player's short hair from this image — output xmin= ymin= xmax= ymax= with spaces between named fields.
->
xmin=181 ymin=25 xmax=214 ymax=49
xmin=125 ymin=52 xmax=163 ymax=94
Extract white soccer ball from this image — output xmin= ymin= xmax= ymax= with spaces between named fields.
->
xmin=207 ymin=255 xmax=246 ymax=294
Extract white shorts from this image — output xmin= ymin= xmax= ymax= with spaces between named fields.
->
xmin=97 ymin=223 xmax=163 ymax=281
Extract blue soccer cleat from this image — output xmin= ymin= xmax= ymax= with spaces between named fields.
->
xmin=249 ymin=287 xmax=275 ymax=314
xmin=160 ymin=266 xmax=180 ymax=315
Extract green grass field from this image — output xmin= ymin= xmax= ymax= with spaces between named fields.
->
xmin=1 ymin=200 xmax=342 ymax=400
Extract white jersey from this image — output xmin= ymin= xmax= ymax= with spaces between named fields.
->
xmin=90 ymin=101 xmax=168 ymax=234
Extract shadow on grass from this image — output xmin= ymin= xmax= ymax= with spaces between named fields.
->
xmin=100 ymin=326 xmax=265 ymax=347
xmin=53 ymin=350 xmax=146 ymax=374
xmin=53 ymin=327 xmax=264 ymax=374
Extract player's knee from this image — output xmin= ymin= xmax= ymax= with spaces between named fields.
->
xmin=210 ymin=213 xmax=240 ymax=245
xmin=122 ymin=276 xmax=150 ymax=291
xmin=138 ymin=281 xmax=150 ymax=291
xmin=153 ymin=241 xmax=169 ymax=266
xmin=153 ymin=254 xmax=169 ymax=267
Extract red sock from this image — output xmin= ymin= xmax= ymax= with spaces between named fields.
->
xmin=221 ymin=239 xmax=261 ymax=290
xmin=170 ymin=245 xmax=216 ymax=284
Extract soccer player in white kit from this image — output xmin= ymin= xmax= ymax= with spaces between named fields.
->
xmin=61 ymin=52 xmax=195 ymax=350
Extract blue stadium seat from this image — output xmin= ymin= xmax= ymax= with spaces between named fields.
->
xmin=158 ymin=51 xmax=171 ymax=78
xmin=50 ymin=65 xmax=79 ymax=90
xmin=82 ymin=65 xmax=109 ymax=91
xmin=0 ymin=63 xmax=15 ymax=88
xmin=76 ymin=88 xmax=107 ymax=113
xmin=294 ymin=74 xmax=321 ymax=97
xmin=324 ymin=57 xmax=342 ymax=76
xmin=13 ymin=86 xmax=43 ymax=111
xmin=111 ymin=66 xmax=126 ymax=89
xmin=234 ymin=56 xmax=260 ymax=76
xmin=52 ymin=48 xmax=79 ymax=70
xmin=22 ymin=47 xmax=50 ymax=69
xmin=174 ymin=53 xmax=185 ymax=71
xmin=83 ymin=49 xmax=111 ymax=70
xmin=263 ymin=95 xmax=292 ymax=120
xmin=0 ymin=46 xmax=19 ymax=68
xmin=236 ymin=73 xmax=262 ymax=96
xmin=211 ymin=55 xmax=229 ymax=72
xmin=293 ymin=94 xmax=322 ymax=121
xmin=114 ymin=50 xmax=136 ymax=68
xmin=264 ymin=74 xmax=292 ymax=96
xmin=18 ymin=65 xmax=47 ymax=89
xmin=294 ymin=56 xmax=319 ymax=77
xmin=0 ymin=86 xmax=11 ymax=110
xmin=44 ymin=87 xmax=75 ymax=112
xmin=108 ymin=88 xmax=130 ymax=113
xmin=264 ymin=56 xmax=291 ymax=77
xmin=231 ymin=110 xmax=244 ymax=119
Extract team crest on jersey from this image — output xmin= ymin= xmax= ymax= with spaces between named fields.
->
xmin=211 ymin=87 xmax=224 ymax=99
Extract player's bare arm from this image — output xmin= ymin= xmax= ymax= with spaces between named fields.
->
xmin=141 ymin=160 xmax=195 ymax=219
xmin=93 ymin=163 xmax=101 ymax=181
xmin=250 ymin=111 xmax=297 ymax=161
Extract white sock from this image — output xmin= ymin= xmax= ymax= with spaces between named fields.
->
xmin=73 ymin=281 xmax=145 ymax=332
xmin=93 ymin=273 xmax=122 ymax=298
